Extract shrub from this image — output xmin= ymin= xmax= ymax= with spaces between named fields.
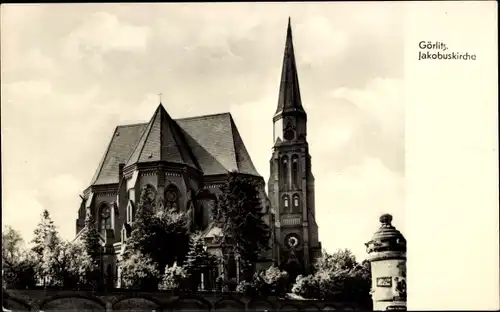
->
xmin=159 ymin=264 xmax=189 ymax=291
xmin=291 ymin=249 xmax=371 ymax=302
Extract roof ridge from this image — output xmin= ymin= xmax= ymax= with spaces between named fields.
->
xmin=228 ymin=116 xmax=260 ymax=176
xmin=89 ymin=127 xmax=119 ymax=185
xmin=125 ymin=107 xmax=159 ymax=166
xmin=229 ymin=116 xmax=241 ymax=172
xmin=113 ymin=112 xmax=233 ymax=126
xmin=175 ymin=112 xmax=231 ymax=121
xmin=159 ymin=105 xmax=200 ymax=169
xmin=116 ymin=122 xmax=148 ymax=128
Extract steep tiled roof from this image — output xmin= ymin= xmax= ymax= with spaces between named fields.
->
xmin=90 ymin=123 xmax=148 ymax=185
xmin=125 ymin=104 xmax=200 ymax=169
xmin=176 ymin=113 xmax=259 ymax=176
xmin=89 ymin=109 xmax=260 ymax=186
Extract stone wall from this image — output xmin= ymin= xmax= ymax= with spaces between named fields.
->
xmin=3 ymin=289 xmax=365 ymax=311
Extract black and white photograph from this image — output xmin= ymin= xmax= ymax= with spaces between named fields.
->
xmin=1 ymin=2 xmax=497 ymax=312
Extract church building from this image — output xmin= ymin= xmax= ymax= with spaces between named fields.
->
xmin=74 ymin=19 xmax=321 ymax=288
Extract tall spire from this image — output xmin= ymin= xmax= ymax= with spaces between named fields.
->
xmin=274 ymin=17 xmax=305 ymax=118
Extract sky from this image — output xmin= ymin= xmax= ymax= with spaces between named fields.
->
xmin=1 ymin=3 xmax=405 ymax=261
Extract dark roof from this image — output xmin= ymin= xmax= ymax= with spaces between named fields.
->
xmin=274 ymin=18 xmax=305 ymax=117
xmin=126 ymin=104 xmax=200 ymax=169
xmin=90 ymin=108 xmax=260 ymax=186
xmin=90 ymin=123 xmax=148 ymax=185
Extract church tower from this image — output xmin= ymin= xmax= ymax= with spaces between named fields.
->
xmin=269 ymin=18 xmax=322 ymax=278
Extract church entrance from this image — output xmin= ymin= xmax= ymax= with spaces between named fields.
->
xmin=283 ymin=259 xmax=303 ymax=287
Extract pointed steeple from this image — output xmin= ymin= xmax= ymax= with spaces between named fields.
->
xmin=126 ymin=103 xmax=200 ymax=170
xmin=274 ymin=17 xmax=305 ymax=118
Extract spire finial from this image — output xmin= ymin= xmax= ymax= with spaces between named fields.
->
xmin=158 ymin=93 xmax=163 ymax=104
xmin=380 ymin=214 xmax=393 ymax=226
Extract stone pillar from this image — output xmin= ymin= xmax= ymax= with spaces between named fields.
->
xmin=366 ymin=214 xmax=407 ymax=311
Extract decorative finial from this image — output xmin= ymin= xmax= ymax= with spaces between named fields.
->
xmin=158 ymin=93 xmax=163 ymax=104
xmin=380 ymin=214 xmax=393 ymax=226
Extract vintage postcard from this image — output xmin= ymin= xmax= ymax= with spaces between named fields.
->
xmin=1 ymin=2 xmax=497 ymax=311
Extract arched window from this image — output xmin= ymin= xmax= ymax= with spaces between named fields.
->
xmin=99 ymin=204 xmax=112 ymax=234
xmin=283 ymin=195 xmax=290 ymax=213
xmin=292 ymin=155 xmax=299 ymax=189
xmin=126 ymin=201 xmax=134 ymax=223
xmin=292 ymin=194 xmax=300 ymax=213
xmin=281 ymin=156 xmax=289 ymax=190
xmin=121 ymin=226 xmax=127 ymax=243
xmin=165 ymin=185 xmax=180 ymax=211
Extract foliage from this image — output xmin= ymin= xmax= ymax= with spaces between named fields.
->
xmin=159 ymin=264 xmax=189 ymax=291
xmin=123 ymin=186 xmax=191 ymax=285
xmin=80 ymin=215 xmax=102 ymax=261
xmin=40 ymin=235 xmax=98 ymax=289
xmin=184 ymin=234 xmax=219 ymax=290
xmin=30 ymin=210 xmax=59 ymax=286
xmin=236 ymin=265 xmax=289 ymax=297
xmin=211 ymin=171 xmax=270 ymax=276
xmin=2 ymin=226 xmax=36 ymax=289
xmin=119 ymin=251 xmax=160 ymax=290
xmin=124 ymin=188 xmax=155 ymax=256
xmin=291 ymin=249 xmax=372 ymax=302
xmin=235 ymin=280 xmax=254 ymax=296
xmin=290 ymin=274 xmax=319 ymax=298
xmin=31 ymin=210 xmax=58 ymax=256
xmin=79 ymin=214 xmax=102 ymax=288
xmin=149 ymin=210 xmax=191 ymax=273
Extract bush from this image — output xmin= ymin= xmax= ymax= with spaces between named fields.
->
xmin=120 ymin=251 xmax=160 ymax=290
xmin=292 ymin=274 xmax=321 ymax=298
xmin=236 ymin=265 xmax=288 ymax=297
xmin=291 ymin=249 xmax=371 ymax=302
xmin=236 ymin=280 xmax=256 ymax=296
xmin=159 ymin=264 xmax=189 ymax=291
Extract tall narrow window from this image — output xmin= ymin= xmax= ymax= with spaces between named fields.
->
xmin=121 ymin=226 xmax=127 ymax=243
xmin=283 ymin=195 xmax=290 ymax=213
xmin=292 ymin=194 xmax=300 ymax=213
xmin=126 ymin=202 xmax=134 ymax=223
xmin=165 ymin=185 xmax=180 ymax=211
xmin=281 ymin=156 xmax=289 ymax=190
xmin=100 ymin=204 xmax=112 ymax=234
xmin=292 ymin=155 xmax=299 ymax=189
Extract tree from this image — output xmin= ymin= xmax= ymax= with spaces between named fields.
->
xmin=124 ymin=187 xmax=155 ymax=257
xmin=30 ymin=210 xmax=59 ymax=286
xmin=184 ymin=234 xmax=219 ymax=290
xmin=79 ymin=215 xmax=102 ymax=288
xmin=80 ymin=215 xmax=102 ymax=261
xmin=120 ymin=186 xmax=191 ymax=289
xmin=2 ymin=226 xmax=36 ymax=289
xmin=31 ymin=210 xmax=58 ymax=256
xmin=148 ymin=209 xmax=190 ymax=274
xmin=40 ymin=235 xmax=102 ymax=289
xmin=211 ymin=172 xmax=270 ymax=278
xmin=120 ymin=251 xmax=160 ymax=290
xmin=237 ymin=265 xmax=289 ymax=297
xmin=291 ymin=249 xmax=371 ymax=303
